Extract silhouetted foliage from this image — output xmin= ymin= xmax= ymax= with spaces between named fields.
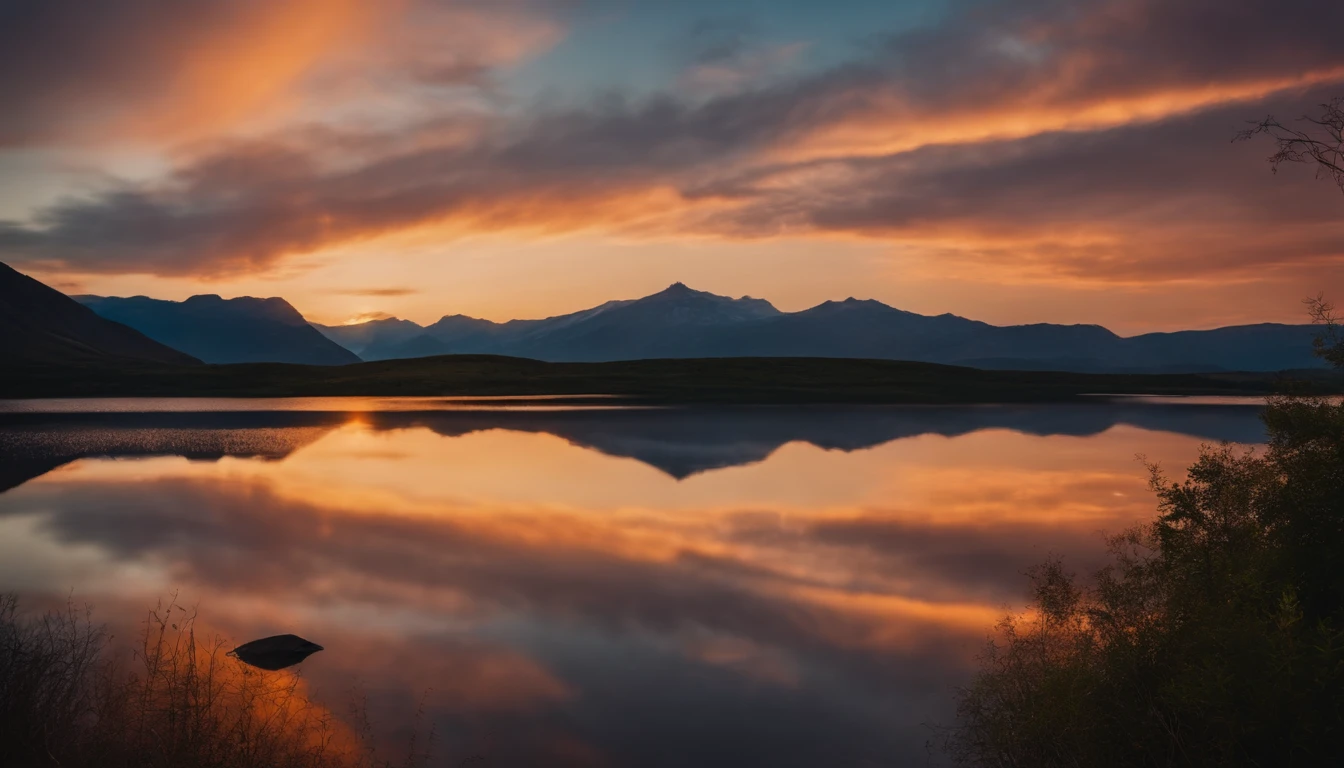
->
xmin=950 ymin=105 xmax=1344 ymax=767
xmin=1305 ymin=295 xmax=1344 ymax=371
xmin=1239 ymin=97 xmax=1344 ymax=194
xmin=946 ymin=325 xmax=1344 ymax=765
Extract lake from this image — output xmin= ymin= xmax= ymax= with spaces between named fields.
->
xmin=0 ymin=397 xmax=1269 ymax=767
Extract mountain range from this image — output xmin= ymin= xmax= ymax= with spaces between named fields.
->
xmin=0 ymin=259 xmax=1325 ymax=372
xmin=314 ymin=282 xmax=1325 ymax=373
xmin=0 ymin=262 xmax=199 ymax=366
xmin=77 ymin=294 xmax=359 ymax=365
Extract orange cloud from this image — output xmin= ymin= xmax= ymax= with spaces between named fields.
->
xmin=0 ymin=0 xmax=566 ymax=148
xmin=2 ymin=0 xmax=1341 ymax=314
xmin=774 ymin=66 xmax=1344 ymax=164
xmin=129 ymin=0 xmax=374 ymax=142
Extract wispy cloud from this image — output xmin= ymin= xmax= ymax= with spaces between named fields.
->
xmin=328 ymin=287 xmax=419 ymax=297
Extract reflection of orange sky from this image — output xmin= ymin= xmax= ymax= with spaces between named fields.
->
xmin=10 ymin=421 xmax=1208 ymax=638
xmin=50 ymin=421 xmax=1184 ymax=520
xmin=0 ymin=418 xmax=1256 ymax=762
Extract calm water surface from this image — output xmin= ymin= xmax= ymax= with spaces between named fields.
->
xmin=0 ymin=398 xmax=1268 ymax=766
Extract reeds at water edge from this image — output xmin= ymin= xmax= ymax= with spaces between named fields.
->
xmin=0 ymin=593 xmax=435 ymax=768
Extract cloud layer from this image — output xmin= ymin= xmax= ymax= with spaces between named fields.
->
xmin=0 ymin=0 xmax=1340 ymax=301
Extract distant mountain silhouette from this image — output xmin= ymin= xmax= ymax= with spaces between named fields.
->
xmin=311 ymin=317 xmax=423 ymax=358
xmin=0 ymin=261 xmax=200 ymax=367
xmin=78 ymin=294 xmax=361 ymax=365
xmin=338 ymin=283 xmax=1322 ymax=373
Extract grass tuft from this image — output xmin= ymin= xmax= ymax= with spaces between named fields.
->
xmin=0 ymin=593 xmax=429 ymax=768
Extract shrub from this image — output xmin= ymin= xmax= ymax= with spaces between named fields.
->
xmin=946 ymin=394 xmax=1344 ymax=766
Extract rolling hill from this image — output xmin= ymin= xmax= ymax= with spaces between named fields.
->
xmin=1 ymin=353 xmax=1325 ymax=402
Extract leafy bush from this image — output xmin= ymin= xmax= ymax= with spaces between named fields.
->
xmin=947 ymin=392 xmax=1344 ymax=766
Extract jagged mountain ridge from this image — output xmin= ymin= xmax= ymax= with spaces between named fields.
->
xmin=313 ymin=283 xmax=1323 ymax=373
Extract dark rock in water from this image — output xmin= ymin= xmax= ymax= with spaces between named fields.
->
xmin=228 ymin=634 xmax=324 ymax=671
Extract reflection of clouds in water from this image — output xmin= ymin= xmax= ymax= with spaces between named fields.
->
xmin=1 ymin=473 xmax=998 ymax=647
xmin=1 ymin=473 xmax=975 ymax=763
xmin=0 ymin=404 xmax=1267 ymax=766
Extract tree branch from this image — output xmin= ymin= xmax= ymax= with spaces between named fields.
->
xmin=1237 ymin=97 xmax=1344 ymax=194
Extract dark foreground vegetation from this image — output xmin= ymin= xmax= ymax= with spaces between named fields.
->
xmin=0 ymin=595 xmax=426 ymax=768
xmin=947 ymin=325 xmax=1344 ymax=764
xmin=946 ymin=95 xmax=1344 ymax=768
xmin=3 ymin=354 xmax=1337 ymax=403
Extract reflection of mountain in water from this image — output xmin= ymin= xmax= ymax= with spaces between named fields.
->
xmin=0 ymin=403 xmax=1267 ymax=490
xmin=0 ymin=412 xmax=339 ymax=492
xmin=376 ymin=405 xmax=1268 ymax=478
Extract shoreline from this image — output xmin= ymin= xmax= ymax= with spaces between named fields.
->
xmin=2 ymin=354 xmax=1338 ymax=404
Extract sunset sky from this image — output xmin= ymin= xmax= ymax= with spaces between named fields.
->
xmin=1 ymin=0 xmax=1342 ymax=333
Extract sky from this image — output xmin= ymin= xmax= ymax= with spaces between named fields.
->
xmin=1 ymin=0 xmax=1342 ymax=334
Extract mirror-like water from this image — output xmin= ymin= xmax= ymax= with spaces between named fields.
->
xmin=0 ymin=399 xmax=1267 ymax=766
